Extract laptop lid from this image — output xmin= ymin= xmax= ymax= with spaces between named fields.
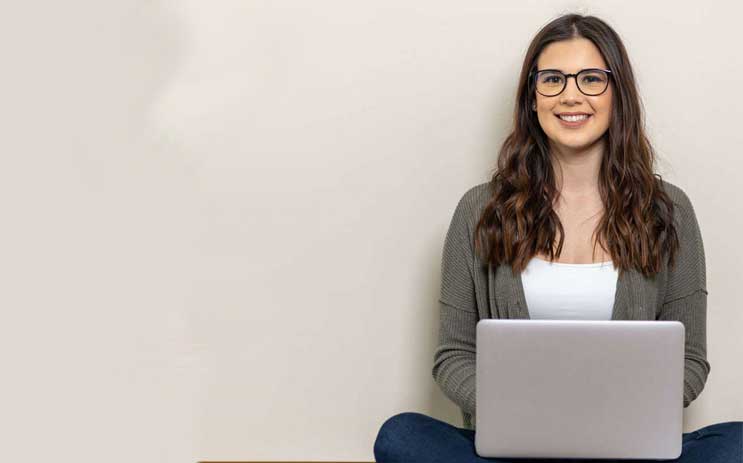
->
xmin=475 ymin=319 xmax=685 ymax=459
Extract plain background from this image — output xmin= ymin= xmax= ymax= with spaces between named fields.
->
xmin=1 ymin=1 xmax=741 ymax=462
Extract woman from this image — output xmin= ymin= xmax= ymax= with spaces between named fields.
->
xmin=373 ymin=13 xmax=742 ymax=463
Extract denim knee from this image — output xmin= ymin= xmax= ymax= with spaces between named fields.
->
xmin=374 ymin=412 xmax=426 ymax=461
xmin=690 ymin=420 xmax=742 ymax=439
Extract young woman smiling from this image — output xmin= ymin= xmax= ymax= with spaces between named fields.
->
xmin=373 ymin=13 xmax=743 ymax=463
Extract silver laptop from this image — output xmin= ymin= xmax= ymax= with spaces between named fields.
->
xmin=475 ymin=319 xmax=685 ymax=460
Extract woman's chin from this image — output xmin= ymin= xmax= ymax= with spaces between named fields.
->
xmin=549 ymin=134 xmax=603 ymax=151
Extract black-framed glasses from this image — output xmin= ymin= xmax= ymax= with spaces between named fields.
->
xmin=530 ymin=68 xmax=613 ymax=97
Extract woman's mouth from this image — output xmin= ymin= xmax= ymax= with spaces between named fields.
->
xmin=556 ymin=113 xmax=592 ymax=128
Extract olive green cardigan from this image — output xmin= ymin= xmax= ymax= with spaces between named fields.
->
xmin=432 ymin=179 xmax=710 ymax=430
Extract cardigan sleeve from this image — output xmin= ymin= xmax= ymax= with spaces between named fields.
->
xmin=431 ymin=188 xmax=479 ymax=419
xmin=657 ymin=187 xmax=710 ymax=407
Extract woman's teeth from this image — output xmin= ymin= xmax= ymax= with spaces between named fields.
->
xmin=558 ymin=114 xmax=589 ymax=122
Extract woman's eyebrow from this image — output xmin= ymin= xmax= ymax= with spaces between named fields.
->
xmin=539 ymin=67 xmax=602 ymax=73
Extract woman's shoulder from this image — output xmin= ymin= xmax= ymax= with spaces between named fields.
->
xmin=658 ymin=178 xmax=701 ymax=230
xmin=659 ymin=178 xmax=692 ymax=207
xmin=454 ymin=181 xmax=493 ymax=218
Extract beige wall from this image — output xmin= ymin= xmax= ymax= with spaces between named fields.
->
xmin=1 ymin=1 xmax=741 ymax=462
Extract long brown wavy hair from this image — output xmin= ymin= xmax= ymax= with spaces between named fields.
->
xmin=473 ymin=13 xmax=679 ymax=280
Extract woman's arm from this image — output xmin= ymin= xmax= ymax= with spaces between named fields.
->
xmin=657 ymin=186 xmax=710 ymax=407
xmin=432 ymin=187 xmax=480 ymax=418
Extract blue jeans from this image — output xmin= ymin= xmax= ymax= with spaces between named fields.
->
xmin=374 ymin=412 xmax=743 ymax=463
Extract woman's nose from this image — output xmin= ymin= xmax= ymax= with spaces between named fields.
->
xmin=561 ymin=76 xmax=583 ymax=102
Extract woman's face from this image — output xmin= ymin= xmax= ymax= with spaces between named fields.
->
xmin=533 ymin=37 xmax=613 ymax=156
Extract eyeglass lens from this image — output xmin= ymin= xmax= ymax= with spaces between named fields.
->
xmin=536 ymin=70 xmax=608 ymax=96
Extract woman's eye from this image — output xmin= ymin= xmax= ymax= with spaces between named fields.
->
xmin=582 ymin=75 xmax=605 ymax=83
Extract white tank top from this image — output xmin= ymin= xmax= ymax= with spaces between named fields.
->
xmin=522 ymin=256 xmax=618 ymax=320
